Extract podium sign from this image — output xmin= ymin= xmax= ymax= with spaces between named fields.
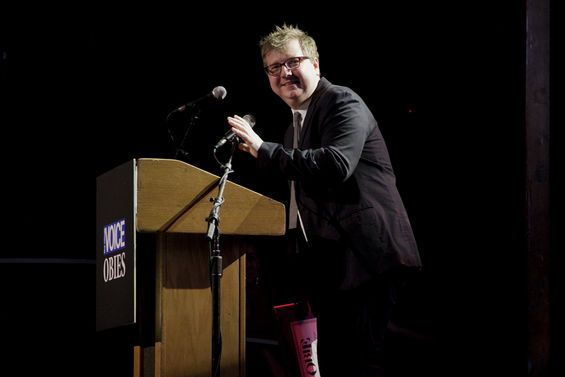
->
xmin=96 ymin=159 xmax=137 ymax=331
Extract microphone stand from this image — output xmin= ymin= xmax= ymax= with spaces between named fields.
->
xmin=207 ymin=141 xmax=236 ymax=377
xmin=165 ymin=104 xmax=200 ymax=160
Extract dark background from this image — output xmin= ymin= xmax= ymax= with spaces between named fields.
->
xmin=1 ymin=2 xmax=557 ymax=376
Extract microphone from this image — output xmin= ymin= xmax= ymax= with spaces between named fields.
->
xmin=175 ymin=86 xmax=227 ymax=112
xmin=214 ymin=114 xmax=256 ymax=149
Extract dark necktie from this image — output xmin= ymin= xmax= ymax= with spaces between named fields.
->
xmin=288 ymin=111 xmax=302 ymax=229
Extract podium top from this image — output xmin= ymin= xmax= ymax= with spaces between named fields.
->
xmin=136 ymin=158 xmax=285 ymax=236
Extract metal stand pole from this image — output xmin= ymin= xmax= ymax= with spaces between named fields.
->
xmin=207 ymin=143 xmax=235 ymax=377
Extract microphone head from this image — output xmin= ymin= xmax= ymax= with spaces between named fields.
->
xmin=212 ymin=86 xmax=227 ymax=100
xmin=243 ymin=114 xmax=256 ymax=127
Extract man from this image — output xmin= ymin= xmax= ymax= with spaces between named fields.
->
xmin=228 ymin=24 xmax=421 ymax=377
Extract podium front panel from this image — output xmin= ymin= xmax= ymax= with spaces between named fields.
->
xmin=96 ymin=159 xmax=137 ymax=331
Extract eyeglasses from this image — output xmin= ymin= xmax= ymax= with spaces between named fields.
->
xmin=264 ymin=56 xmax=311 ymax=76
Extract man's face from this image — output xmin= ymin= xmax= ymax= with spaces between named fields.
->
xmin=264 ymin=39 xmax=320 ymax=109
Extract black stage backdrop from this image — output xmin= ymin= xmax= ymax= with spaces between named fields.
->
xmin=1 ymin=2 xmax=556 ymax=376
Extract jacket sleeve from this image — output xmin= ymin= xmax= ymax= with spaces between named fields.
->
xmin=257 ymin=90 xmax=374 ymax=186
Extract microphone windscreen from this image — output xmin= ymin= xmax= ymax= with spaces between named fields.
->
xmin=243 ymin=114 xmax=256 ymax=127
xmin=212 ymin=86 xmax=227 ymax=100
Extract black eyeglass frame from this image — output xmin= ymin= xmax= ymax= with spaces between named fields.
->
xmin=264 ymin=56 xmax=311 ymax=76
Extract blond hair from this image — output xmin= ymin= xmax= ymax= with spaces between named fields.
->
xmin=259 ymin=24 xmax=319 ymax=64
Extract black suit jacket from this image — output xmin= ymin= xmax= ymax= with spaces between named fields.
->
xmin=258 ymin=78 xmax=421 ymax=286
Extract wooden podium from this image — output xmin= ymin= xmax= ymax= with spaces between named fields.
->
xmin=96 ymin=158 xmax=285 ymax=377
